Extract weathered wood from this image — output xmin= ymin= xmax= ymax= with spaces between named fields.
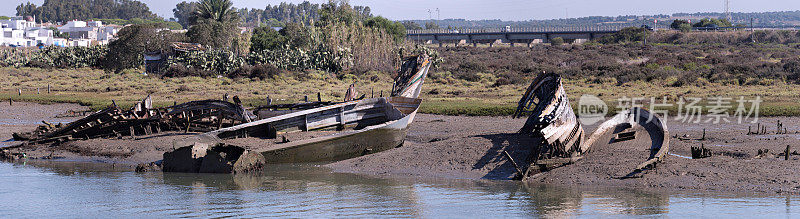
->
xmin=503 ymin=151 xmax=525 ymax=180
xmin=786 ymin=145 xmax=791 ymax=160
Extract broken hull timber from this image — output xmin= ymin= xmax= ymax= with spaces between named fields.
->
xmin=203 ymin=96 xmax=421 ymax=164
xmin=515 ymin=73 xmax=585 ymax=160
xmin=585 ymin=107 xmax=670 ymax=178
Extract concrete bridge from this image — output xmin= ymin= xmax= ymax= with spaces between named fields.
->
xmin=407 ymin=25 xmax=635 ymax=47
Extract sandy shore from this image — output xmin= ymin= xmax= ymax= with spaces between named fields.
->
xmin=3 ymin=102 xmax=800 ymax=194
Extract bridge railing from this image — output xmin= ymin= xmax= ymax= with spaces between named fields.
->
xmin=406 ymin=24 xmax=640 ymax=34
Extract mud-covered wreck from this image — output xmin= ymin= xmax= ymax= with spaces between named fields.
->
xmin=160 ymin=54 xmax=433 ymax=173
xmin=510 ymin=73 xmax=670 ymax=180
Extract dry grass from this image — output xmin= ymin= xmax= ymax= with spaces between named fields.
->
xmin=2 ymin=67 xmax=799 ymax=117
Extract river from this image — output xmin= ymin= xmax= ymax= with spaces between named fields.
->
xmin=0 ymin=160 xmax=797 ymax=218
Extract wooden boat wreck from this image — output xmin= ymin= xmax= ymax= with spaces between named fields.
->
xmin=512 ymin=73 xmax=586 ymax=178
xmin=12 ymin=95 xmax=253 ymax=144
xmin=583 ymin=107 xmax=670 ymax=178
xmin=161 ymin=54 xmax=432 ymax=173
xmin=510 ymin=73 xmax=669 ymax=180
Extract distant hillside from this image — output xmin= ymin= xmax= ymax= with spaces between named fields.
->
xmin=403 ymin=11 xmax=800 ymax=29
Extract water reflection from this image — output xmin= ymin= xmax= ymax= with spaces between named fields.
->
xmin=1 ymin=160 xmax=798 ymax=218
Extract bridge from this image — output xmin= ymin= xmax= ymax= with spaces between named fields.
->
xmin=406 ymin=25 xmax=636 ymax=47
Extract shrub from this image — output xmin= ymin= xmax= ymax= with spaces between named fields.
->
xmin=550 ymin=37 xmax=564 ymax=46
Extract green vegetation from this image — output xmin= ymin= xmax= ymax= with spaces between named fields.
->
xmin=16 ymin=0 xmax=157 ymax=23
xmin=598 ymin=27 xmax=648 ymax=44
xmin=550 ymin=37 xmax=564 ymax=46
xmin=364 ymin=16 xmax=407 ymax=42
xmin=94 ymin=18 xmax=183 ymax=30
xmin=104 ymin=23 xmax=185 ymax=73
xmin=692 ymin=18 xmax=732 ymax=28
xmin=192 ymin=0 xmax=239 ymax=24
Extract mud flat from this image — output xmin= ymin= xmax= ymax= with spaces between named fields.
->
xmin=0 ymin=102 xmax=88 ymax=146
xmin=4 ymin=103 xmax=800 ymax=194
xmin=328 ymin=115 xmax=800 ymax=194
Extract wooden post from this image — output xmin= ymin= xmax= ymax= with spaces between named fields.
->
xmin=185 ymin=114 xmax=191 ymax=133
xmin=786 ymin=145 xmax=791 ymax=160
xmin=47 ymin=84 xmax=51 ymax=93
xmin=503 ymin=151 xmax=525 ymax=180
xmin=304 ymin=95 xmax=309 ymax=102
xmin=9 ymin=97 xmax=12 ymax=106
xmin=701 ymin=129 xmax=706 ymax=140
xmin=317 ymin=92 xmax=321 ymax=102
xmin=18 ymin=89 xmax=22 ymax=96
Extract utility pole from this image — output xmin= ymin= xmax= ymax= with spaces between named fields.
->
xmin=436 ymin=8 xmax=440 ymax=21
xmin=427 ymin=9 xmax=432 ymax=20
xmin=725 ymin=0 xmax=732 ymax=22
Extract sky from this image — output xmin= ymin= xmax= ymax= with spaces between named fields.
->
xmin=5 ymin=0 xmax=800 ymax=21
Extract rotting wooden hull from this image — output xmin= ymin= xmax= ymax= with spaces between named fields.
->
xmin=515 ymin=73 xmax=585 ymax=161
xmin=584 ymin=107 xmax=670 ymax=178
xmin=162 ymin=55 xmax=431 ymax=173
xmin=258 ymin=108 xmax=416 ymax=163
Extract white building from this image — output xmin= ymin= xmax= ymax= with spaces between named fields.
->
xmin=0 ymin=17 xmax=119 ymax=47
xmin=58 ymin=20 xmax=119 ymax=45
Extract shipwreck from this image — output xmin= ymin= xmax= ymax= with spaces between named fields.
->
xmin=161 ymin=54 xmax=432 ymax=173
xmin=12 ymin=95 xmax=254 ymax=144
xmin=511 ymin=73 xmax=669 ymax=180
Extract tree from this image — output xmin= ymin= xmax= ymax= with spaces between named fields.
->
xmin=173 ymin=1 xmax=198 ymax=28
xmin=401 ymin=21 xmax=421 ymax=30
xmin=318 ymin=0 xmax=364 ymax=26
xmin=187 ymin=20 xmax=239 ymax=49
xmin=17 ymin=0 xmax=157 ymax=23
xmin=365 ymin=16 xmax=406 ymax=43
xmin=192 ymin=0 xmax=239 ymax=25
xmin=265 ymin=18 xmax=284 ymax=27
xmin=692 ymin=18 xmax=732 ymax=28
xmin=48 ymin=27 xmax=69 ymax=38
xmin=550 ymin=37 xmax=564 ymax=45
xmin=678 ymin=23 xmax=692 ymax=32
xmin=280 ymin=22 xmax=311 ymax=49
xmin=250 ymin=26 xmax=286 ymax=52
xmin=104 ymin=23 xmax=183 ymax=73
xmin=425 ymin=21 xmax=439 ymax=30
xmin=670 ymin=20 xmax=690 ymax=29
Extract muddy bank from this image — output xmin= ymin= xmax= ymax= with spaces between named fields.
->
xmin=328 ymin=114 xmax=800 ymax=194
xmin=0 ymin=102 xmax=88 ymax=147
xmin=4 ymin=102 xmax=800 ymax=194
xmin=0 ymin=102 xmax=196 ymax=164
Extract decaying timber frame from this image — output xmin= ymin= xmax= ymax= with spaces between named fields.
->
xmin=12 ymin=95 xmax=253 ymax=144
xmin=584 ymin=107 xmax=670 ymax=178
xmin=514 ymin=73 xmax=586 ymax=169
xmin=510 ymin=72 xmax=670 ymax=179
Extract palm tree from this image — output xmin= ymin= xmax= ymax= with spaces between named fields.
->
xmin=192 ymin=0 xmax=239 ymax=25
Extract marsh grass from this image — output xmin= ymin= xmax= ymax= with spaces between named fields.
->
xmin=2 ymin=67 xmax=800 ymax=117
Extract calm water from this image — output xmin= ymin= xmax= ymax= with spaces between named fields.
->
xmin=0 ymin=161 xmax=798 ymax=218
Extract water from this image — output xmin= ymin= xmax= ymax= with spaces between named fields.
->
xmin=0 ymin=161 xmax=798 ymax=218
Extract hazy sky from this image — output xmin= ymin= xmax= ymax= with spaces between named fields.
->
xmin=5 ymin=0 xmax=800 ymax=21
